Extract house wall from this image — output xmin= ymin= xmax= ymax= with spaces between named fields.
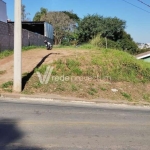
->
xmin=143 ymin=57 xmax=150 ymax=63
xmin=0 ymin=21 xmax=50 ymax=52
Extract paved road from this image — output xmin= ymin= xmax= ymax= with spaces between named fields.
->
xmin=0 ymin=99 xmax=150 ymax=150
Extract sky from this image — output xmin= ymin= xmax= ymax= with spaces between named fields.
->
xmin=3 ymin=0 xmax=150 ymax=43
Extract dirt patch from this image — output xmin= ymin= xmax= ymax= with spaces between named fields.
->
xmin=0 ymin=48 xmax=89 ymax=85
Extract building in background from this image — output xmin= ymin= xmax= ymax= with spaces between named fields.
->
xmin=0 ymin=0 xmax=7 ymax=22
xmin=136 ymin=51 xmax=150 ymax=63
xmin=137 ymin=43 xmax=150 ymax=49
xmin=8 ymin=21 xmax=54 ymax=45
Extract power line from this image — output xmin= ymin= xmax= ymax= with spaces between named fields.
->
xmin=137 ymin=0 xmax=150 ymax=8
xmin=122 ymin=0 xmax=150 ymax=14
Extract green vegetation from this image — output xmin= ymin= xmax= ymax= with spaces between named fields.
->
xmin=143 ymin=94 xmax=150 ymax=102
xmin=22 ymin=45 xmax=44 ymax=51
xmin=33 ymin=8 xmax=138 ymax=54
xmin=1 ymin=81 xmax=13 ymax=92
xmin=1 ymin=81 xmax=13 ymax=89
xmin=121 ymin=92 xmax=132 ymax=101
xmin=100 ymin=87 xmax=107 ymax=91
xmin=136 ymin=48 xmax=150 ymax=55
xmin=0 ymin=46 xmax=44 ymax=59
xmin=50 ymin=48 xmax=150 ymax=83
xmin=1 ymin=44 xmax=149 ymax=103
xmin=88 ymin=87 xmax=98 ymax=95
xmin=0 ymin=70 xmax=6 ymax=75
xmin=76 ymin=14 xmax=138 ymax=54
xmin=0 ymin=50 xmax=13 ymax=59
xmin=18 ymin=47 xmax=150 ymax=103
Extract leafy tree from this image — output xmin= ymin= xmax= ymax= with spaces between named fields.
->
xmin=21 ymin=4 xmax=30 ymax=21
xmin=101 ymin=17 xmax=126 ymax=41
xmin=78 ymin=14 xmax=126 ymax=43
xmin=62 ymin=11 xmax=80 ymax=22
xmin=33 ymin=7 xmax=48 ymax=21
xmin=41 ymin=11 xmax=75 ymax=45
xmin=78 ymin=14 xmax=104 ymax=42
xmin=117 ymin=31 xmax=138 ymax=54
xmin=62 ymin=11 xmax=80 ymax=45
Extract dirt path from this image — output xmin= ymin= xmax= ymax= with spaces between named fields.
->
xmin=0 ymin=48 xmax=89 ymax=85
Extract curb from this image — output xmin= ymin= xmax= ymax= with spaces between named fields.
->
xmin=0 ymin=92 xmax=150 ymax=107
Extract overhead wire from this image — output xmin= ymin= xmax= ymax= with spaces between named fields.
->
xmin=122 ymin=0 xmax=150 ymax=14
xmin=137 ymin=0 xmax=150 ymax=8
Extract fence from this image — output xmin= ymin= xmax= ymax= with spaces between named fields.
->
xmin=0 ymin=21 xmax=50 ymax=52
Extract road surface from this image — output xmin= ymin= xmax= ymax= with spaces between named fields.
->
xmin=0 ymin=98 xmax=150 ymax=150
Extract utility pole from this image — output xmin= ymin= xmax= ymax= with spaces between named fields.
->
xmin=13 ymin=0 xmax=22 ymax=92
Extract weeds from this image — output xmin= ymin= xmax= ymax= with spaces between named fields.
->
xmin=0 ymin=46 xmax=44 ymax=59
xmin=121 ymin=92 xmax=132 ymax=101
xmin=1 ymin=81 xmax=13 ymax=92
xmin=143 ymin=94 xmax=150 ymax=102
xmin=0 ymin=50 xmax=13 ymax=59
xmin=1 ymin=81 xmax=13 ymax=89
xmin=100 ymin=87 xmax=107 ymax=91
xmin=71 ymin=84 xmax=78 ymax=91
xmin=0 ymin=70 xmax=6 ymax=75
xmin=88 ymin=87 xmax=98 ymax=95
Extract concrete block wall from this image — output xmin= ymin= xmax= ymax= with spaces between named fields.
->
xmin=0 ymin=21 xmax=50 ymax=52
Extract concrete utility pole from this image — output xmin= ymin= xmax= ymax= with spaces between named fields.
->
xmin=13 ymin=0 xmax=22 ymax=92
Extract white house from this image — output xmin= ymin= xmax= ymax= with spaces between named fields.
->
xmin=137 ymin=43 xmax=150 ymax=49
xmin=0 ymin=0 xmax=7 ymax=22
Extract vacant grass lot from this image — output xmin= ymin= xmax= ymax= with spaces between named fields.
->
xmin=1 ymin=46 xmax=150 ymax=104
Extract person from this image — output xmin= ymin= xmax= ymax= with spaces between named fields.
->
xmin=44 ymin=40 xmax=52 ymax=50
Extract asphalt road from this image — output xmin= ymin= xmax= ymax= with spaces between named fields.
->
xmin=0 ymin=99 xmax=150 ymax=150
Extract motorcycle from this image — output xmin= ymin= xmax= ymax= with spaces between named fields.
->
xmin=44 ymin=40 xmax=53 ymax=50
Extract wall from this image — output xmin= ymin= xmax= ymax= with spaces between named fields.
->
xmin=143 ymin=57 xmax=150 ymax=63
xmin=0 ymin=21 xmax=50 ymax=52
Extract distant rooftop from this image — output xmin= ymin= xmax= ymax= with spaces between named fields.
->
xmin=136 ymin=51 xmax=150 ymax=59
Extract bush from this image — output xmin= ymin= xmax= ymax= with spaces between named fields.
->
xmin=61 ymin=38 xmax=71 ymax=46
xmin=90 ymin=35 xmax=121 ymax=49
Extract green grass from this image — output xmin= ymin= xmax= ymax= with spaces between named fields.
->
xmin=0 ymin=70 xmax=6 ymax=75
xmin=91 ymin=49 xmax=150 ymax=83
xmin=100 ymin=87 xmax=107 ymax=91
xmin=50 ymin=48 xmax=150 ymax=83
xmin=54 ymin=45 xmax=75 ymax=49
xmin=54 ymin=43 xmax=98 ymax=50
xmin=22 ymin=46 xmax=150 ymax=88
xmin=121 ymin=92 xmax=132 ymax=101
xmin=71 ymin=84 xmax=78 ymax=91
xmin=0 ymin=46 xmax=44 ymax=59
xmin=22 ymin=45 xmax=44 ymax=51
xmin=34 ymin=64 xmax=49 ymax=74
xmin=0 ymin=50 xmax=13 ymax=59
xmin=1 ymin=81 xmax=13 ymax=89
xmin=143 ymin=94 xmax=150 ymax=102
xmin=1 ymin=81 xmax=13 ymax=92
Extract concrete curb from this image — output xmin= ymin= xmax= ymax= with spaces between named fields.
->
xmin=0 ymin=92 xmax=150 ymax=107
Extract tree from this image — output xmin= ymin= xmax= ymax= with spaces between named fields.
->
xmin=101 ymin=17 xmax=126 ymax=41
xmin=62 ymin=11 xmax=80 ymax=44
xmin=62 ymin=11 xmax=80 ymax=22
xmin=21 ymin=4 xmax=30 ymax=21
xmin=117 ymin=31 xmax=138 ymax=54
xmin=33 ymin=7 xmax=48 ymax=21
xmin=77 ymin=14 xmax=104 ymax=42
xmin=78 ymin=14 xmax=126 ymax=43
xmin=41 ymin=11 xmax=75 ymax=45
